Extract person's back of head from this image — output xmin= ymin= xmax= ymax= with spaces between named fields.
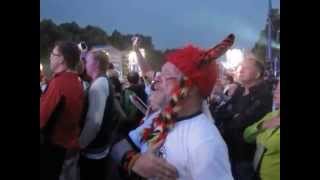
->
xmin=107 ymin=69 xmax=119 ymax=79
xmin=127 ymin=71 xmax=140 ymax=85
xmin=85 ymin=50 xmax=109 ymax=79
xmin=92 ymin=50 xmax=109 ymax=73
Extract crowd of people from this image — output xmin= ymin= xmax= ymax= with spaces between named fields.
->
xmin=40 ymin=34 xmax=280 ymax=180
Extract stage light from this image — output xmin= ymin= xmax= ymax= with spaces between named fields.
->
xmin=221 ymin=49 xmax=244 ymax=70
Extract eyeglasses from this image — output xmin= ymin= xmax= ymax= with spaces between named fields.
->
xmin=150 ymin=76 xmax=179 ymax=91
xmin=165 ymin=77 xmax=178 ymax=81
xmin=50 ymin=52 xmax=62 ymax=57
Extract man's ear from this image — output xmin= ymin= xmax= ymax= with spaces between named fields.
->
xmin=58 ymin=57 xmax=65 ymax=65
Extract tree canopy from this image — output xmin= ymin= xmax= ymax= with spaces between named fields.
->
xmin=40 ymin=19 xmax=164 ymax=70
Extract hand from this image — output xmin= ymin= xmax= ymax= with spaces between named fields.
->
xmin=262 ymin=116 xmax=280 ymax=129
xmin=132 ymin=140 xmax=178 ymax=180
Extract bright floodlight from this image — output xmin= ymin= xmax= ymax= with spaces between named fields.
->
xmin=128 ymin=48 xmax=146 ymax=63
xmin=40 ymin=63 xmax=43 ymax=71
xmin=128 ymin=51 xmax=137 ymax=63
xmin=128 ymin=48 xmax=146 ymax=73
xmin=222 ymin=49 xmax=244 ymax=70
xmin=139 ymin=49 xmax=146 ymax=58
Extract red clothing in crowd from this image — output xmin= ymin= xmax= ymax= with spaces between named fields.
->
xmin=40 ymin=71 xmax=84 ymax=150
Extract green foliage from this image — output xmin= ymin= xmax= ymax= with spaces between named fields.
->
xmin=40 ymin=19 xmax=164 ymax=70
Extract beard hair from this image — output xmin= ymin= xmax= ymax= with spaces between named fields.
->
xmin=159 ymin=94 xmax=171 ymax=109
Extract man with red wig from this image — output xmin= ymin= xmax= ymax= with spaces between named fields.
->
xmin=111 ymin=34 xmax=235 ymax=179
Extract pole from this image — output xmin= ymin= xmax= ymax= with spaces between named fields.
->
xmin=266 ymin=0 xmax=275 ymax=80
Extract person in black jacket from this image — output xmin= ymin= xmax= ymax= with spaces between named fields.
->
xmin=119 ymin=71 xmax=148 ymax=135
xmin=212 ymin=52 xmax=273 ymax=180
xmin=126 ymin=71 xmax=148 ymax=103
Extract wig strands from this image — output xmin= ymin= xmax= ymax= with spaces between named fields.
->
xmin=141 ymin=77 xmax=192 ymax=145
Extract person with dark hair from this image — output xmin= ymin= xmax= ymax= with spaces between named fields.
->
xmin=127 ymin=71 xmax=139 ymax=84
xmin=58 ymin=57 xmax=92 ymax=180
xmin=109 ymin=76 xmax=122 ymax=98
xmin=120 ymin=71 xmax=148 ymax=135
xmin=212 ymin=52 xmax=273 ymax=180
xmin=52 ymin=41 xmax=82 ymax=70
xmin=126 ymin=71 xmax=147 ymax=103
xmin=40 ymin=41 xmax=84 ymax=180
xmin=107 ymin=63 xmax=122 ymax=101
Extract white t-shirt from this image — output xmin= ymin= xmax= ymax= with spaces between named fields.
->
xmin=129 ymin=112 xmax=234 ymax=180
xmin=129 ymin=110 xmax=161 ymax=151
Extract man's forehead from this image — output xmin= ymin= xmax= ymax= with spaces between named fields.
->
xmin=161 ymin=62 xmax=172 ymax=71
xmin=239 ymin=59 xmax=256 ymax=67
xmin=161 ymin=62 xmax=181 ymax=75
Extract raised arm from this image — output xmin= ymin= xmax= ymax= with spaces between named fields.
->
xmin=132 ymin=36 xmax=155 ymax=81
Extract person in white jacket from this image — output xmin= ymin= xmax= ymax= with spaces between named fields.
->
xmin=79 ymin=50 xmax=112 ymax=180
